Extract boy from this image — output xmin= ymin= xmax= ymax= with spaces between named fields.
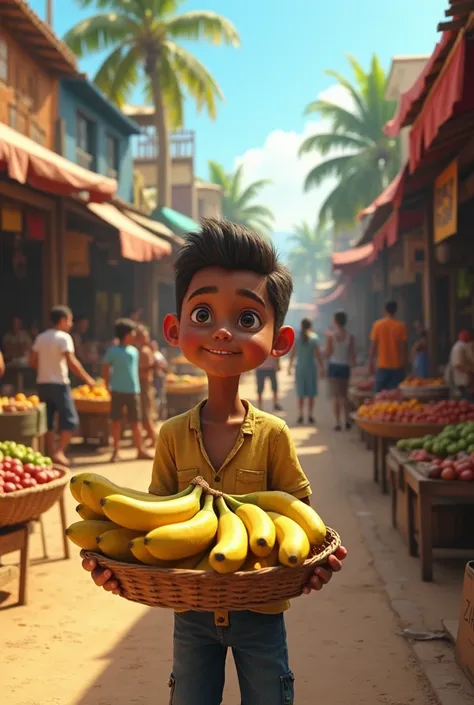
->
xmin=29 ymin=305 xmax=95 ymax=466
xmin=84 ymin=220 xmax=347 ymax=704
xmin=135 ymin=324 xmax=157 ymax=446
xmin=103 ymin=319 xmax=153 ymax=462
xmin=150 ymin=339 xmax=169 ymax=420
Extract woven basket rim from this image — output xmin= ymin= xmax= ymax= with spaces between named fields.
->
xmin=81 ymin=528 xmax=341 ymax=579
xmin=0 ymin=405 xmax=44 ymax=417
xmin=354 ymin=415 xmax=445 ymax=430
xmin=0 ymin=464 xmax=70 ymax=498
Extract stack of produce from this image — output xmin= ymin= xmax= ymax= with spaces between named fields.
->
xmin=0 ymin=394 xmax=41 ymax=413
xmin=355 ymin=378 xmax=374 ymax=392
xmin=0 ymin=441 xmax=55 ymax=493
xmin=374 ymin=389 xmax=403 ymax=401
xmin=72 ymin=382 xmax=110 ymax=401
xmin=358 ymin=399 xmax=474 ymax=424
xmin=166 ymin=373 xmax=207 ymax=387
xmin=400 ymin=376 xmax=445 ymax=387
xmin=66 ymin=473 xmax=329 ymax=571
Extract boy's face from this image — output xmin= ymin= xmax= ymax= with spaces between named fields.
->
xmin=123 ymin=330 xmax=137 ymax=346
xmin=164 ymin=267 xmax=294 ymax=378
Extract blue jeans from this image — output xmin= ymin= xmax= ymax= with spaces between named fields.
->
xmin=170 ymin=611 xmax=294 ymax=705
xmin=374 ymin=367 xmax=405 ymax=393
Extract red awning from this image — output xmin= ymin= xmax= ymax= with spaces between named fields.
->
xmin=359 ymin=168 xmax=406 ymax=219
xmin=408 ymin=34 xmax=465 ymax=172
xmin=88 ymin=203 xmax=171 ymax=262
xmin=0 ymin=123 xmax=116 ymax=202
xmin=385 ymin=32 xmax=453 ymax=138
xmin=372 ymin=210 xmax=399 ymax=253
xmin=332 ymin=243 xmax=374 ymax=271
xmin=315 ymin=283 xmax=346 ymax=307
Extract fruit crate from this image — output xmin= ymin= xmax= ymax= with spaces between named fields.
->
xmin=166 ymin=385 xmax=208 ymax=418
xmin=74 ymin=399 xmax=111 ymax=415
xmin=0 ymin=404 xmax=46 ymax=444
xmin=81 ymin=527 xmax=341 ymax=611
xmin=0 ymin=465 xmax=70 ymax=527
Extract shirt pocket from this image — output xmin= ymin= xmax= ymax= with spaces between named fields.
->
xmin=176 ymin=468 xmax=200 ymax=492
xmin=234 ymin=468 xmax=267 ymax=495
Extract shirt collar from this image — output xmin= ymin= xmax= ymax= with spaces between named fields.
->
xmin=189 ymin=399 xmax=255 ymax=435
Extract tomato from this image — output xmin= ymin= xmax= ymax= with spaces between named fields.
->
xmin=459 ymin=470 xmax=474 ymax=482
xmin=3 ymin=482 xmax=17 ymax=493
xmin=35 ymin=471 xmax=49 ymax=484
xmin=454 ymin=461 xmax=472 ymax=475
xmin=428 ymin=465 xmax=442 ymax=479
xmin=20 ymin=476 xmax=37 ymax=488
xmin=23 ymin=463 xmax=36 ymax=474
xmin=441 ymin=467 xmax=456 ymax=481
xmin=4 ymin=470 xmax=18 ymax=482
xmin=441 ymin=460 xmax=454 ymax=469
xmin=2 ymin=462 xmax=12 ymax=472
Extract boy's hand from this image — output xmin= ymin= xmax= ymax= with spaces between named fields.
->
xmin=302 ymin=545 xmax=347 ymax=594
xmin=82 ymin=557 xmax=121 ymax=595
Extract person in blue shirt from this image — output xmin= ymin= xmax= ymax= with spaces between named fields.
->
xmin=103 ymin=318 xmax=153 ymax=463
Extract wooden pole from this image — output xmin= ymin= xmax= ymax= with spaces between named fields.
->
xmin=46 ymin=0 xmax=53 ymax=26
xmin=423 ymin=195 xmax=437 ymax=375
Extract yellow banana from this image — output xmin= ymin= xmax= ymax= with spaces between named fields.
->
xmin=173 ymin=551 xmax=209 ymax=569
xmin=96 ymin=528 xmax=142 ymax=561
xmin=241 ymin=544 xmax=280 ymax=571
xmin=65 ymin=519 xmax=118 ymax=550
xmin=233 ymin=491 xmax=326 ymax=546
xmin=268 ymin=512 xmax=310 ymax=567
xmin=69 ymin=473 xmax=92 ymax=503
xmin=81 ymin=473 xmax=194 ymax=515
xmin=76 ymin=503 xmax=104 ymax=521
xmin=145 ymin=494 xmax=218 ymax=561
xmin=209 ymin=497 xmax=248 ymax=574
xmin=225 ymin=496 xmax=275 ymax=557
xmin=100 ymin=485 xmax=203 ymax=532
xmin=129 ymin=537 xmax=173 ymax=566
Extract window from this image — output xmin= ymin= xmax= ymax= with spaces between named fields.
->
xmin=76 ymin=111 xmax=96 ymax=169
xmin=30 ymin=122 xmax=46 ymax=146
xmin=198 ymin=198 xmax=206 ymax=218
xmin=105 ymin=133 xmax=119 ymax=178
xmin=0 ymin=39 xmax=8 ymax=83
xmin=28 ymin=74 xmax=40 ymax=113
xmin=8 ymin=104 xmax=26 ymax=134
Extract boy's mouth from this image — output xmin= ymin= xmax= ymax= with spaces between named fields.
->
xmin=203 ymin=347 xmax=240 ymax=356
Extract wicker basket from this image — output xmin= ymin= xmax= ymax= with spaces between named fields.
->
xmin=166 ymin=382 xmax=207 ymax=396
xmin=81 ymin=528 xmax=341 ymax=611
xmin=73 ymin=398 xmax=111 ymax=415
xmin=0 ymin=465 xmax=70 ymax=527
xmin=354 ymin=415 xmax=445 ymax=440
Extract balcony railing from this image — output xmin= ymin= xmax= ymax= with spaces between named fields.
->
xmin=133 ymin=128 xmax=195 ymax=161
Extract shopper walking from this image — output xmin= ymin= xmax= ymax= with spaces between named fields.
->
xmin=369 ymin=300 xmax=408 ymax=392
xmin=29 ymin=305 xmax=95 ymax=466
xmin=288 ymin=318 xmax=325 ymax=425
xmin=136 ymin=325 xmax=158 ymax=447
xmin=325 ymin=310 xmax=356 ymax=431
xmin=447 ymin=330 xmax=474 ymax=400
xmin=256 ymin=356 xmax=282 ymax=411
xmin=411 ymin=326 xmax=429 ymax=378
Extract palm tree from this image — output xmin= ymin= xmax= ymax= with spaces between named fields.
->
xmin=64 ymin=0 xmax=240 ymax=208
xmin=299 ymin=55 xmax=400 ymax=228
xmin=208 ymin=161 xmax=274 ymax=235
xmin=287 ymin=221 xmax=332 ymax=296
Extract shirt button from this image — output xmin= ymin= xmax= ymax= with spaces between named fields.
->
xmin=217 ymin=616 xmax=225 ymax=624
xmin=214 ymin=476 xmax=221 ymax=483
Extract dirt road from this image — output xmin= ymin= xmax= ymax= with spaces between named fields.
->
xmin=1 ymin=374 xmax=438 ymax=704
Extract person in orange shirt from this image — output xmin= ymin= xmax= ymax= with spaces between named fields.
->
xmin=369 ymin=300 xmax=408 ymax=393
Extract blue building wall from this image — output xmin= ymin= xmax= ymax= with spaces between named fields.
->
xmin=59 ymin=82 xmax=136 ymax=203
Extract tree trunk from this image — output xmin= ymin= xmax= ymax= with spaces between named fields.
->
xmin=147 ymin=59 xmax=171 ymax=209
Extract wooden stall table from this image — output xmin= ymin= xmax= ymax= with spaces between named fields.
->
xmin=353 ymin=416 xmax=445 ymax=495
xmin=387 ymin=447 xmax=409 ymax=530
xmin=166 ymin=382 xmax=208 ymax=418
xmin=0 ymin=403 xmax=47 ymax=451
xmin=404 ymin=463 xmax=474 ymax=581
xmin=73 ymin=398 xmax=111 ymax=447
xmin=0 ymin=522 xmax=31 ymax=606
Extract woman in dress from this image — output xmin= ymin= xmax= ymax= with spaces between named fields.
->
xmin=325 ymin=310 xmax=356 ymax=431
xmin=289 ymin=318 xmax=325 ymax=425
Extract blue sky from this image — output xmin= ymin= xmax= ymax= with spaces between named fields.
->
xmin=30 ymin=0 xmax=447 ymax=230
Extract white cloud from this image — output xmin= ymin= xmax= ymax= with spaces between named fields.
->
xmin=234 ymin=84 xmax=354 ymax=233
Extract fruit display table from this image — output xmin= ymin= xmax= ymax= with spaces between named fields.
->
xmin=0 ymin=522 xmax=31 ymax=606
xmin=353 ymin=416 xmax=445 ymax=494
xmin=403 ymin=463 xmax=474 ymax=581
xmin=166 ymin=382 xmax=208 ymax=418
xmin=0 ymin=403 xmax=47 ymax=450
xmin=73 ymin=398 xmax=111 ymax=447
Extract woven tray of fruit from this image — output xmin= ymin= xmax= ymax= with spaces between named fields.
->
xmin=72 ymin=383 xmax=111 ymax=414
xmin=67 ymin=473 xmax=341 ymax=611
xmin=399 ymin=377 xmax=449 ymax=400
xmin=166 ymin=374 xmax=208 ymax=396
xmin=0 ymin=441 xmax=70 ymax=527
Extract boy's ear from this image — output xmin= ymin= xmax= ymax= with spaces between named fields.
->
xmin=271 ymin=325 xmax=295 ymax=358
xmin=163 ymin=314 xmax=180 ymax=347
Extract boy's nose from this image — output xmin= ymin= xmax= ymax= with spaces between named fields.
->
xmin=212 ymin=327 xmax=233 ymax=341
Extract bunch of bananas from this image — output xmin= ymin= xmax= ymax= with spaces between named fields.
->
xmin=66 ymin=473 xmax=328 ymax=572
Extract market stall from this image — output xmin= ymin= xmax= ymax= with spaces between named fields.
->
xmin=72 ymin=383 xmax=111 ymax=447
xmin=0 ymin=394 xmax=47 ymax=450
xmin=166 ymin=374 xmax=208 ymax=418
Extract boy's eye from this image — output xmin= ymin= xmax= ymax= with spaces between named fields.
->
xmin=191 ymin=307 xmax=212 ymax=324
xmin=238 ymin=311 xmax=261 ymax=330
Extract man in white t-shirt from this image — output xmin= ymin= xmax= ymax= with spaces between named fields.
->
xmin=29 ymin=305 xmax=95 ymax=466
xmin=449 ymin=331 xmax=474 ymax=399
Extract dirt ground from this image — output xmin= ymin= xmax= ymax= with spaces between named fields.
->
xmin=1 ymin=371 xmax=464 ymax=705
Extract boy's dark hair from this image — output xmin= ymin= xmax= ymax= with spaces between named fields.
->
xmin=385 ymin=300 xmax=398 ymax=316
xmin=115 ymin=318 xmax=136 ymax=342
xmin=174 ymin=219 xmax=293 ymax=330
xmin=50 ymin=305 xmax=72 ymax=325
xmin=334 ymin=310 xmax=347 ymax=327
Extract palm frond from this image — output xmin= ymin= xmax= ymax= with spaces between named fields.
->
xmin=299 ymin=132 xmax=368 ymax=157
xmin=64 ymin=13 xmax=137 ymax=56
xmin=94 ymin=45 xmax=140 ymax=106
xmin=303 ymin=155 xmax=353 ymax=192
xmin=165 ymin=11 xmax=240 ymax=47
xmin=208 ymin=160 xmax=230 ymax=189
xmin=234 ymin=179 xmax=272 ymax=209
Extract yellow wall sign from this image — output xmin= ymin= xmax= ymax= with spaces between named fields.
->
xmin=434 ymin=160 xmax=458 ymax=244
xmin=66 ymin=232 xmax=91 ymax=277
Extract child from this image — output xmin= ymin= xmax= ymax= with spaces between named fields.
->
xmin=103 ymin=319 xmax=153 ymax=463
xmin=135 ymin=324 xmax=157 ymax=446
xmin=150 ymin=339 xmax=169 ymax=420
xmin=84 ymin=220 xmax=347 ymax=704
